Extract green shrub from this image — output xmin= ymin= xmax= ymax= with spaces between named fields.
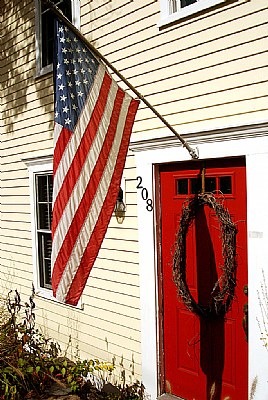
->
xmin=0 ymin=288 xmax=114 ymax=399
xmin=0 ymin=289 xmax=144 ymax=400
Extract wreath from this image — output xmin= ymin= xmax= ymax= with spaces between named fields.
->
xmin=173 ymin=193 xmax=238 ymax=318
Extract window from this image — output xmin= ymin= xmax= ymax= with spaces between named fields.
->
xmin=36 ymin=173 xmax=53 ymax=289
xmin=158 ymin=0 xmax=227 ymax=27
xmin=175 ymin=175 xmax=233 ymax=196
xmin=24 ymin=156 xmax=54 ymax=298
xmin=35 ymin=0 xmax=80 ymax=76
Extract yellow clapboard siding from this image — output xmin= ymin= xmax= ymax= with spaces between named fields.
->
xmin=3 ymin=92 xmax=53 ymax=118
xmin=93 ymin=0 xmax=265 ymax=47
xmin=0 ymin=262 xmax=32 ymax=283
xmin=83 ymin=286 xmax=140 ymax=310
xmin=132 ymin=108 xmax=268 ymax=143
xmin=97 ymin=246 xmax=139 ymax=264
xmin=101 ymin=237 xmax=138 ymax=253
xmin=3 ymin=111 xmax=54 ymax=135
xmin=105 ymin=227 xmax=139 ymax=241
xmin=1 ymin=241 xmax=32 ymax=255
xmin=0 ymin=228 xmax=32 ymax=241
xmin=1 ymin=235 xmax=32 ymax=248
xmin=1 ymin=250 xmax=33 ymax=267
xmin=36 ymin=302 xmax=141 ymax=339
xmin=36 ymin=303 xmax=140 ymax=344
xmin=97 ymin=6 xmax=267 ymax=64
xmin=90 ymin=268 xmax=140 ymax=288
xmin=82 ymin=0 xmax=157 ymax=36
xmin=136 ymin=80 xmax=268 ymax=123
xmin=0 ymin=194 xmax=31 ymax=205
xmin=87 ymin=270 xmax=139 ymax=293
xmin=134 ymin=95 xmax=268 ymax=133
xmin=114 ymin=24 xmax=267 ymax=77
xmin=2 ymin=0 xmax=33 ymax=29
xmin=1 ymin=219 xmax=31 ymax=232
xmin=3 ymin=75 xmax=53 ymax=101
xmin=135 ymin=54 xmax=268 ymax=103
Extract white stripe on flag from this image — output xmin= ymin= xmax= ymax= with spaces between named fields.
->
xmin=53 ymin=122 xmax=63 ymax=147
xmin=56 ymin=94 xmax=132 ymax=302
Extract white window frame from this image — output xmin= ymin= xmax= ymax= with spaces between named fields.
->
xmin=35 ymin=0 xmax=80 ymax=76
xmin=25 ymin=156 xmax=54 ymax=300
xmin=158 ymin=0 xmax=227 ymax=27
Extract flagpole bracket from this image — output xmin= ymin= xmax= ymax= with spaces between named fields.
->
xmin=188 ymin=146 xmax=199 ymax=160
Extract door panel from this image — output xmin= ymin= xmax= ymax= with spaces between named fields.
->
xmin=159 ymin=157 xmax=248 ymax=400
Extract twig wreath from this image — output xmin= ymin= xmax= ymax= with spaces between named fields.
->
xmin=173 ymin=193 xmax=238 ymax=318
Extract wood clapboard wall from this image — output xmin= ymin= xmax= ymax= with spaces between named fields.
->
xmin=1 ymin=0 xmax=268 ymax=381
xmin=1 ymin=0 xmax=141 ymax=378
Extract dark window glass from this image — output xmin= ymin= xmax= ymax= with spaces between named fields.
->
xmin=41 ymin=0 xmax=72 ymax=68
xmin=36 ymin=174 xmax=53 ymax=289
xmin=176 ymin=179 xmax=188 ymax=195
xmin=181 ymin=0 xmax=197 ymax=8
xmin=205 ymin=177 xmax=216 ymax=193
xmin=38 ymin=233 xmax=52 ymax=289
xmin=219 ymin=176 xmax=232 ymax=194
xmin=190 ymin=178 xmax=202 ymax=194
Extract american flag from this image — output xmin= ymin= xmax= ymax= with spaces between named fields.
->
xmin=51 ymin=19 xmax=139 ymax=306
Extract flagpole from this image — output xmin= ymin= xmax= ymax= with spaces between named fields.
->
xmin=42 ymin=0 xmax=199 ymax=159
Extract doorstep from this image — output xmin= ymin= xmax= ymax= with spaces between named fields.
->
xmin=157 ymin=394 xmax=184 ymax=400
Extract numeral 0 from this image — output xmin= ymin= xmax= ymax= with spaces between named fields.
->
xmin=141 ymin=188 xmax=148 ymax=201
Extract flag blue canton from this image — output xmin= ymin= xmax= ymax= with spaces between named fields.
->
xmin=54 ymin=20 xmax=99 ymax=131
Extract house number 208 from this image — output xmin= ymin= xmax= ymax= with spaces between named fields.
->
xmin=136 ymin=176 xmax=153 ymax=212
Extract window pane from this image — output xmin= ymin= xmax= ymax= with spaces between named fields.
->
xmin=181 ymin=0 xmax=197 ymax=7
xmin=38 ymin=232 xmax=52 ymax=289
xmin=205 ymin=177 xmax=216 ymax=193
xmin=176 ymin=179 xmax=188 ymax=195
xmin=38 ymin=204 xmax=50 ymax=229
xmin=41 ymin=0 xmax=72 ymax=68
xmin=190 ymin=178 xmax=202 ymax=194
xmin=44 ymin=259 xmax=52 ymax=287
xmin=48 ymin=174 xmax=53 ymax=202
xmin=37 ymin=175 xmax=48 ymax=202
xmin=219 ymin=176 xmax=232 ymax=194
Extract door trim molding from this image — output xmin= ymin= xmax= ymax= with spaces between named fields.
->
xmin=133 ymin=123 xmax=268 ymax=399
xmin=130 ymin=121 xmax=268 ymax=153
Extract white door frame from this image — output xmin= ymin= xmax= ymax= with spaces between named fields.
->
xmin=130 ymin=122 xmax=268 ymax=400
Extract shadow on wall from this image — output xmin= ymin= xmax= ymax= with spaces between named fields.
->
xmin=2 ymin=0 xmax=36 ymax=135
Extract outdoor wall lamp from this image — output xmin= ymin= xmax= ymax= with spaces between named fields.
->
xmin=114 ymin=187 xmax=126 ymax=223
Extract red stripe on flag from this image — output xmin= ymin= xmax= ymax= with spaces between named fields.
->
xmin=52 ymin=87 xmax=126 ymax=295
xmin=52 ymin=72 xmax=112 ymax=237
xmin=53 ymin=126 xmax=73 ymax=175
xmin=64 ymin=98 xmax=140 ymax=305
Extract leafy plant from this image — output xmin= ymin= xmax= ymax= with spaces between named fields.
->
xmin=0 ymin=288 xmax=115 ymax=399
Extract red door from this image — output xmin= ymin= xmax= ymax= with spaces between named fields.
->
xmin=159 ymin=157 xmax=248 ymax=400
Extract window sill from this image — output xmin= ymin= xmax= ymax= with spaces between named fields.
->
xmin=35 ymin=63 xmax=53 ymax=79
xmin=158 ymin=0 xmax=227 ymax=28
xmin=35 ymin=287 xmax=84 ymax=310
